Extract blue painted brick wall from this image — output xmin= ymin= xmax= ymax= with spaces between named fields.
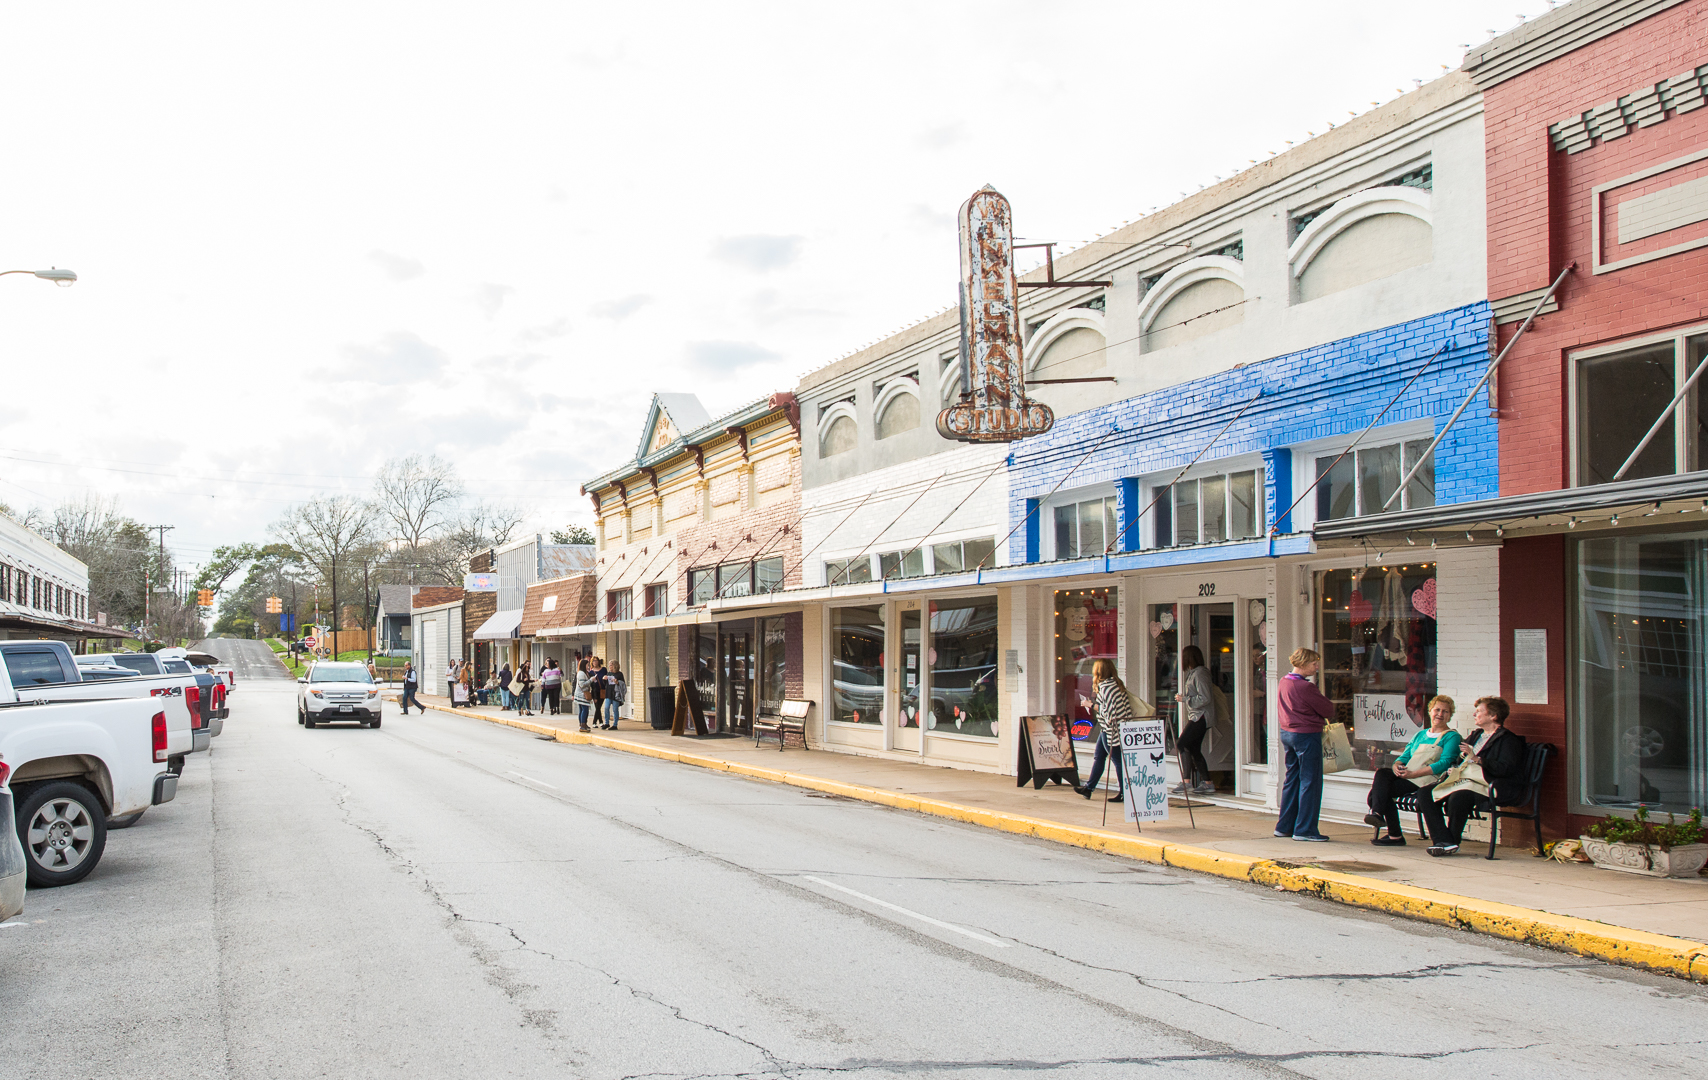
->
xmin=1005 ymin=303 xmax=1495 ymax=563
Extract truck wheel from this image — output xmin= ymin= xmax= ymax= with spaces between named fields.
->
xmin=16 ymin=781 xmax=108 ymax=888
xmin=109 ymin=811 xmax=146 ymax=830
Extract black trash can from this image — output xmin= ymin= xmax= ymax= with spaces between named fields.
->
xmin=648 ymin=686 xmax=676 ymax=730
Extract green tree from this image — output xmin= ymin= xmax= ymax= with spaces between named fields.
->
xmin=550 ymin=524 xmax=595 ymax=545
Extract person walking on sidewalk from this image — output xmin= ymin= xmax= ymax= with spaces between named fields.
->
xmin=1076 ymin=658 xmax=1147 ymax=802
xmin=400 ymin=661 xmax=420 ymax=714
xmin=602 ymin=661 xmax=626 ymax=730
xmin=1364 ymin=695 xmax=1461 ymax=846
xmin=1171 ymin=645 xmax=1215 ymax=796
xmin=498 ymin=662 xmax=513 ymax=710
xmin=573 ymin=658 xmax=593 ymax=732
xmin=513 ymin=661 xmax=536 ymax=717
xmin=1276 ymin=647 xmax=1336 ymax=842
xmin=540 ymin=659 xmax=563 ymax=715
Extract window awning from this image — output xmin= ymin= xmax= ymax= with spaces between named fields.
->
xmin=472 ymin=608 xmax=524 ymax=641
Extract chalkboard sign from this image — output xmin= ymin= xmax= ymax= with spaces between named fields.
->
xmin=1017 ymin=715 xmax=1081 ymax=789
xmin=672 ymin=679 xmax=708 ymax=736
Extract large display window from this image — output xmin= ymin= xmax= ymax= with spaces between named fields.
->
xmin=929 ymin=596 xmax=999 ymax=737
xmin=1316 ymin=563 xmax=1437 ymax=770
xmin=831 ymin=605 xmax=884 ymax=725
xmin=1575 ymin=530 xmax=1707 ymax=814
xmin=1057 ymin=587 xmax=1119 ymax=743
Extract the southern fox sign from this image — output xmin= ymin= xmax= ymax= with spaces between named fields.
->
xmin=937 ymin=186 xmax=1054 ymax=443
xmin=1119 ymin=717 xmax=1170 ymax=823
xmin=1353 ymin=693 xmax=1416 ymax=746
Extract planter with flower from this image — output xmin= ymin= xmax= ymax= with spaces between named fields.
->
xmin=1579 ymin=807 xmax=1707 ymax=878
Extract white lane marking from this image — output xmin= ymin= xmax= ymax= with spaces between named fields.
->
xmin=0 ymin=921 xmax=26 ymax=929
xmin=802 ymin=876 xmax=1011 ymax=948
xmin=507 ymin=771 xmax=558 ymax=790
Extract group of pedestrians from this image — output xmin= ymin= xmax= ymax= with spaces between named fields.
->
xmin=1274 ymin=646 xmax=1526 ymax=855
xmin=396 ymin=653 xmax=627 ymax=730
xmin=570 ymin=657 xmax=626 ymax=733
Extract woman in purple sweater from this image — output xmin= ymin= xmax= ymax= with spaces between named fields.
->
xmin=1276 ymin=647 xmax=1337 ymax=842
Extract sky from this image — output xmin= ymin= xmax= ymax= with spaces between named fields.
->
xmin=0 ymin=0 xmax=1548 ymax=576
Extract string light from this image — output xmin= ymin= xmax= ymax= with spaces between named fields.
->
xmin=1495 ymin=525 xmax=1504 ymax=537
xmin=1405 ymin=535 xmax=1415 ymax=546
xmin=1568 ymin=517 xmax=1577 ymax=528
xmin=1610 ymin=513 xmax=1619 ymax=525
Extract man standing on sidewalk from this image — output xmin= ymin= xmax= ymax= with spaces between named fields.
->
xmin=400 ymin=661 xmax=420 ymax=714
xmin=1276 ymin=648 xmax=1336 ymax=842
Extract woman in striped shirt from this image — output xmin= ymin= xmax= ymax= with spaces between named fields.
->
xmin=1076 ymin=658 xmax=1149 ymax=802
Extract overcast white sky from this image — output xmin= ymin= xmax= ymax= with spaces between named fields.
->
xmin=1 ymin=1 xmax=1541 ymax=573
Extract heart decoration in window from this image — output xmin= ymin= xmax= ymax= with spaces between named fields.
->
xmin=1149 ymin=621 xmax=1164 ymax=639
xmin=1348 ymin=592 xmax=1373 ymax=624
xmin=1411 ymin=578 xmax=1438 ymax=619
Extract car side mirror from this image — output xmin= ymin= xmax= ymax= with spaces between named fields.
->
xmin=297 ymin=677 xmax=306 ymax=683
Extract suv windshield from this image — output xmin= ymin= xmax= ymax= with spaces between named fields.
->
xmin=309 ymin=664 xmax=373 ymax=684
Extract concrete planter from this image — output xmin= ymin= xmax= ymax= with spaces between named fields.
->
xmin=1578 ymin=836 xmax=1708 ymax=878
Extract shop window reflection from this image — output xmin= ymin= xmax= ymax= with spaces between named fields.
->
xmin=1056 ymin=588 xmax=1119 ymax=744
xmin=832 ymin=605 xmax=884 ymax=725
xmin=1315 ymin=564 xmax=1438 ymax=770
xmin=930 ymin=596 xmax=1000 ymax=737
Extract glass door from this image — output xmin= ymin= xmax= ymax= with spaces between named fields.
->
xmin=895 ymin=606 xmax=922 ymax=752
xmin=720 ymin=625 xmax=754 ymax=736
xmin=1180 ymin=602 xmax=1239 ymax=793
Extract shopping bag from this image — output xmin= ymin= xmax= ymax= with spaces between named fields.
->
xmin=1321 ymin=722 xmax=1355 ymax=774
xmin=1433 ymin=758 xmax=1489 ymax=801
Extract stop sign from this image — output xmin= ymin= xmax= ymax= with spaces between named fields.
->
xmin=302 ymin=636 xmax=317 ymax=648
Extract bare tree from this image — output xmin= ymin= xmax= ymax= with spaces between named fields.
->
xmin=373 ymin=455 xmax=462 ymax=551
xmin=272 ymin=496 xmax=380 ymax=652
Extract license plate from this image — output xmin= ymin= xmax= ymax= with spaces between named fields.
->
xmin=339 ymin=706 xmax=352 ymax=713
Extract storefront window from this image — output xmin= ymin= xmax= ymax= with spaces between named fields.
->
xmin=931 ymin=596 xmax=999 ymax=737
xmin=1057 ymin=587 xmax=1119 ymax=742
xmin=759 ymin=616 xmax=786 ymax=716
xmin=831 ymin=605 xmax=884 ymax=724
xmin=1149 ymin=603 xmax=1178 ymax=728
xmin=1575 ymin=531 xmax=1707 ymax=814
xmin=1316 ymin=564 xmax=1437 ymax=770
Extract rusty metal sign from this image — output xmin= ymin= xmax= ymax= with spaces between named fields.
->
xmin=937 ymin=185 xmax=1054 ymax=443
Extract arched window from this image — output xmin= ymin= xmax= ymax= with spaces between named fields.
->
xmin=1026 ymin=310 xmax=1107 ymax=380
xmin=1137 ymin=256 xmax=1245 ymax=352
xmin=1290 ymin=187 xmax=1433 ymax=302
xmin=819 ymin=401 xmax=858 ymax=457
xmin=874 ymin=379 xmax=921 ymax=440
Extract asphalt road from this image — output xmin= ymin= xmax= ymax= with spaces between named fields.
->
xmin=2 ymin=637 xmax=1701 ymax=1079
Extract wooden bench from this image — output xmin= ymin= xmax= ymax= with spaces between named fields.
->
xmin=755 ymin=699 xmax=812 ymax=751
xmin=1391 ymin=743 xmax=1554 ymax=859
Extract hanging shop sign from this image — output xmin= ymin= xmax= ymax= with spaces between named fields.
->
xmin=464 ymin=572 xmax=500 ymax=592
xmin=1120 ymin=716 xmax=1170 ymax=822
xmin=938 ymin=185 xmax=1054 ymax=443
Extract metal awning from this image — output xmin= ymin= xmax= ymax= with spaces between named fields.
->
xmin=1313 ymin=470 xmax=1708 ymax=544
xmin=471 ymin=608 xmax=524 ymax=641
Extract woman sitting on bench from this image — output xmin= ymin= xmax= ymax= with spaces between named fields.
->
xmin=1366 ymin=695 xmax=1461 ymax=846
xmin=1427 ymin=696 xmax=1527 ymax=857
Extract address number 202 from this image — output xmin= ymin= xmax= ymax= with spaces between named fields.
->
xmin=1197 ymin=583 xmax=1216 ymax=597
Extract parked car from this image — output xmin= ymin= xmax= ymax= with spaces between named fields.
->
xmin=76 ymin=650 xmax=223 ymax=749
xmin=298 ymin=662 xmax=382 ymax=728
xmin=12 ymin=643 xmax=205 ymax=766
xmin=0 ymin=650 xmax=176 ymax=888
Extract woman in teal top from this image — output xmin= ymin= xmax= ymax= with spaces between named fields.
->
xmin=1365 ymin=696 xmax=1462 ymax=846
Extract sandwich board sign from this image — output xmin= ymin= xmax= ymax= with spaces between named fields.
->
xmin=1119 ymin=716 xmax=1170 ymax=824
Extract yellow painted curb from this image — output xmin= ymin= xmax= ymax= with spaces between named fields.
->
xmin=420 ymin=695 xmax=1708 ymax=982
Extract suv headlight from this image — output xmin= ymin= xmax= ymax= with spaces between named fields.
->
xmin=367 ymin=689 xmax=379 ymax=698
xmin=309 ymin=690 xmax=324 ymax=698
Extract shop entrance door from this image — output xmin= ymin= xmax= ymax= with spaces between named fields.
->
xmin=1180 ymin=602 xmax=1240 ymax=793
xmin=719 ymin=625 xmax=754 ymax=736
xmin=894 ymin=605 xmax=922 ymax=753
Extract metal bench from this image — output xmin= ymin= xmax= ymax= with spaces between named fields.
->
xmin=1391 ymin=743 xmax=1554 ymax=859
xmin=755 ymin=699 xmax=812 ymax=750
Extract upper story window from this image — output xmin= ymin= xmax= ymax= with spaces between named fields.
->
xmin=0 ymin=563 xmax=9 ymax=603
xmin=645 ymin=583 xmax=668 ymax=617
xmin=1155 ymin=469 xmax=1265 ymax=546
xmin=874 ymin=376 xmax=920 ymax=440
xmin=1573 ymin=329 xmax=1707 ymax=487
xmin=1055 ymin=496 xmax=1117 ymax=560
xmin=1137 ymin=255 xmax=1246 ymax=353
xmin=819 ymin=400 xmax=857 ymax=458
xmin=931 ymin=537 xmax=995 ymax=573
xmin=606 ymin=588 xmax=633 ymax=622
xmin=825 ymin=556 xmax=875 ymax=586
xmin=689 ymin=567 xmax=715 ymax=605
xmin=690 ymin=557 xmax=785 ymax=603
xmin=879 ymin=548 xmax=925 ymax=579
xmin=1290 ymin=181 xmax=1432 ymax=303
xmin=1315 ymin=441 xmax=1434 ymax=521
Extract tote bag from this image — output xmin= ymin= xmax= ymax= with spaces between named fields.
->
xmin=1321 ymin=722 xmax=1355 ymax=774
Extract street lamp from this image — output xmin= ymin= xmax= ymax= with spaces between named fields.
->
xmin=1 ymin=267 xmax=77 ymax=287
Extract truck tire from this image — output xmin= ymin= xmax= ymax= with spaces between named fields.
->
xmin=15 ymin=781 xmax=108 ymax=888
xmin=108 ymin=811 xmax=146 ymax=830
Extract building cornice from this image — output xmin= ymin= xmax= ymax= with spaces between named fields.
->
xmin=1462 ymin=0 xmax=1689 ymax=89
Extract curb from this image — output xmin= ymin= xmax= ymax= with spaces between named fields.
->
xmin=404 ymin=696 xmax=1708 ymax=982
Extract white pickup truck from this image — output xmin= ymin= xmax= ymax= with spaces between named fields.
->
xmin=67 ymin=647 xmax=220 ymax=754
xmin=0 ymin=650 xmax=177 ymax=890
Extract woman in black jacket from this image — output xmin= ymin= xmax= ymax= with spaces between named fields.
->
xmin=1428 ymin=696 xmax=1527 ymax=856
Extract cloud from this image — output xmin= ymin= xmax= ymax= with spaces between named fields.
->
xmin=329 ymin=331 xmax=448 ymax=382
xmin=710 ymin=234 xmax=804 ymax=272
xmin=516 ymin=317 xmax=572 ymax=345
xmin=589 ymin=294 xmax=652 ymax=321
xmin=684 ymin=340 xmax=782 ymax=376
xmin=906 ymin=202 xmax=954 ymax=232
xmin=476 ymin=283 xmax=515 ymax=319
xmin=916 ymin=123 xmax=967 ymax=150
xmin=368 ymin=250 xmax=424 ymax=281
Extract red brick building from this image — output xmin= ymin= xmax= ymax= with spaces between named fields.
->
xmin=1463 ymin=0 xmax=1708 ymax=835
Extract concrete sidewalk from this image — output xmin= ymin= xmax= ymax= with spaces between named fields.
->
xmin=396 ymin=691 xmax=1708 ymax=980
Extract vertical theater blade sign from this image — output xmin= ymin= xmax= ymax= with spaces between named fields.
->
xmin=938 ymin=186 xmax=1054 ymax=442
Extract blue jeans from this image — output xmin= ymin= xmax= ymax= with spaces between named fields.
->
xmin=514 ymin=688 xmax=532 ymax=711
xmin=501 ymin=687 xmax=513 ymax=709
xmin=577 ymin=701 xmax=592 ymax=726
xmin=603 ymin=699 xmax=620 ymax=726
xmin=1277 ymin=729 xmax=1325 ymax=837
xmin=401 ymin=684 xmax=419 ymax=712
xmin=1083 ymin=732 xmax=1123 ymax=790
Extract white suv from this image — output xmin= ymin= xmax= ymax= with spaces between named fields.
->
xmin=297 ymin=662 xmax=382 ymax=728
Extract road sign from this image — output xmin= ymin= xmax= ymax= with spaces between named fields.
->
xmin=302 ymin=636 xmax=317 ymax=648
